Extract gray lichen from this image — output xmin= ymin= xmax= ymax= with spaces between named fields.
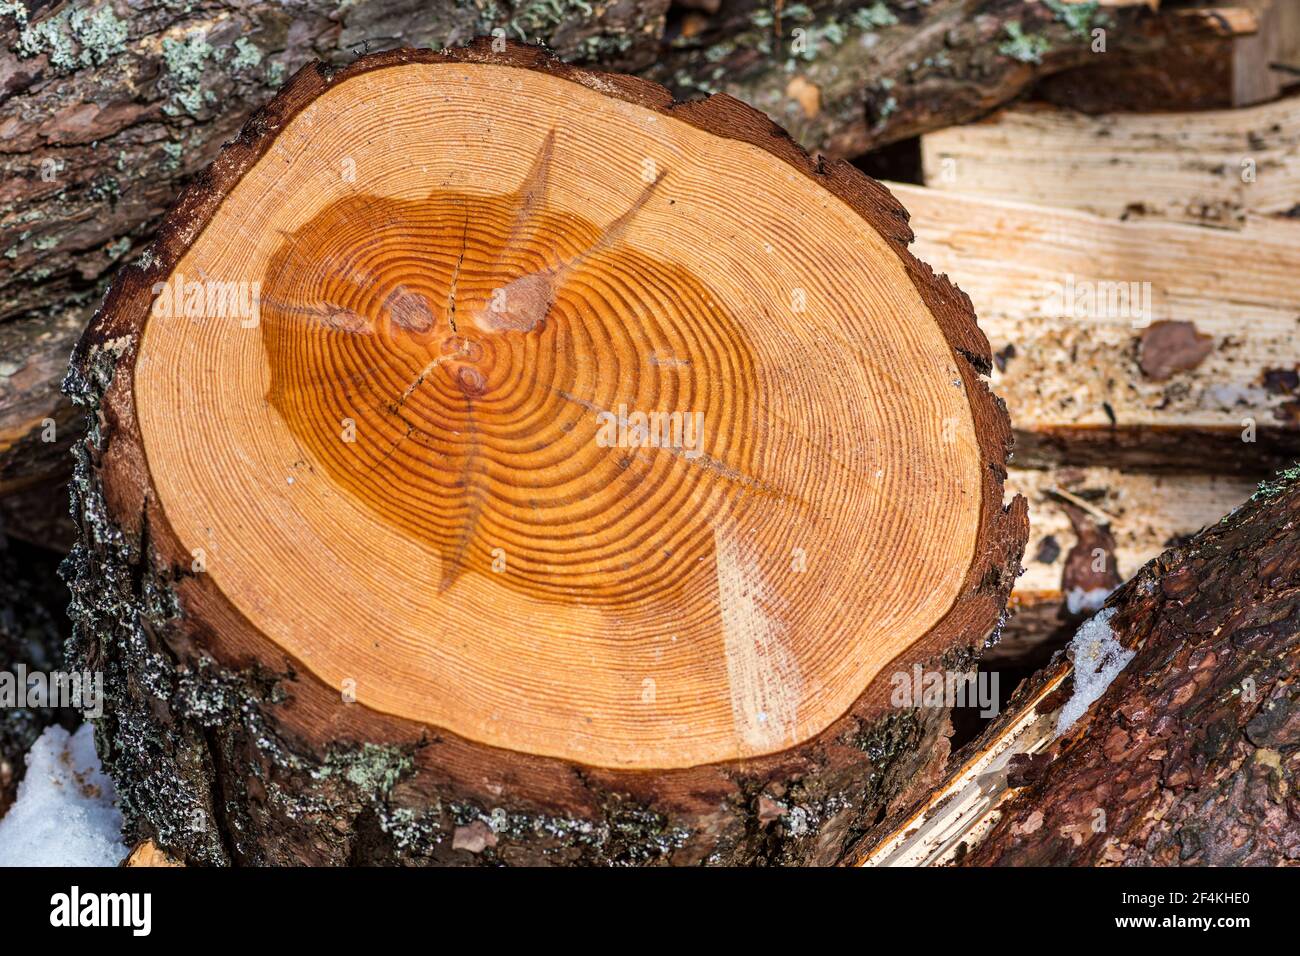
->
xmin=998 ymin=22 xmax=1051 ymax=65
xmin=160 ymin=28 xmax=216 ymax=116
xmin=11 ymin=2 xmax=128 ymax=73
xmin=1044 ymin=0 xmax=1107 ymax=40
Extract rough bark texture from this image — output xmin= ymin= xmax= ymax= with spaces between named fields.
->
xmin=962 ymin=469 xmax=1300 ymax=866
xmin=63 ymin=40 xmax=1026 ymax=866
xmin=1038 ymin=1 xmax=1295 ymax=114
xmin=649 ymin=0 xmax=1168 ymax=159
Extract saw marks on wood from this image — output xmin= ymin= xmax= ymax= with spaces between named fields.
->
xmin=893 ymin=183 xmax=1300 ymax=467
xmin=921 ymin=95 xmax=1300 ymax=230
xmin=132 ymin=61 xmax=988 ymax=769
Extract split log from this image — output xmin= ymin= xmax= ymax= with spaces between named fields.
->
xmin=920 ymin=95 xmax=1300 ymax=229
xmin=1037 ymin=0 xmax=1300 ymax=112
xmin=64 ymin=42 xmax=1025 ymax=866
xmin=862 ymin=468 xmax=1300 ymax=866
xmin=996 ymin=466 xmax=1255 ymax=668
xmin=892 ymin=183 xmax=1300 ymax=472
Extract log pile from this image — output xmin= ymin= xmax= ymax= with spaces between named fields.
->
xmin=0 ymin=0 xmax=1297 ymax=867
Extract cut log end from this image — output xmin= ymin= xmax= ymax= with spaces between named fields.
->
xmin=68 ymin=41 xmax=1024 ymax=865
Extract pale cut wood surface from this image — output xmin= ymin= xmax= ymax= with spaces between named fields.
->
xmin=921 ymin=95 xmax=1300 ymax=230
xmin=133 ymin=61 xmax=989 ymax=770
xmin=892 ymin=183 xmax=1300 ymax=467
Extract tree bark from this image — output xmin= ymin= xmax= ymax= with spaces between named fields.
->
xmin=63 ymin=40 xmax=1026 ymax=866
xmin=963 ymin=470 xmax=1300 ymax=866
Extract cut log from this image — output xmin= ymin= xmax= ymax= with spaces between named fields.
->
xmin=996 ymin=466 xmax=1256 ymax=667
xmin=891 ymin=183 xmax=1300 ymax=472
xmin=1037 ymin=0 xmax=1300 ymax=112
xmin=652 ymin=0 xmax=1177 ymax=159
xmin=64 ymin=42 xmax=1025 ymax=866
xmin=920 ymin=95 xmax=1300 ymax=229
xmin=861 ymin=468 xmax=1300 ymax=866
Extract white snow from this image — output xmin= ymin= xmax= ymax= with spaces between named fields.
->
xmin=1055 ymin=607 xmax=1135 ymax=736
xmin=1065 ymin=585 xmax=1113 ymax=616
xmin=0 ymin=724 xmax=128 ymax=867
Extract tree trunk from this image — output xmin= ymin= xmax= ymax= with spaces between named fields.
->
xmin=1037 ymin=0 xmax=1299 ymax=114
xmin=865 ymin=468 xmax=1300 ymax=866
xmin=63 ymin=41 xmax=1025 ymax=866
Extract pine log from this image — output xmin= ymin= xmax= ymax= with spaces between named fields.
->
xmin=0 ymin=304 xmax=82 ymax=548
xmin=996 ymin=466 xmax=1255 ymax=667
xmin=968 ymin=471 xmax=1300 ymax=865
xmin=64 ymin=41 xmax=1025 ymax=866
xmin=891 ymin=183 xmax=1300 ymax=473
xmin=649 ymin=0 xmax=1170 ymax=159
xmin=861 ymin=468 xmax=1300 ymax=866
xmin=920 ymin=95 xmax=1300 ymax=230
xmin=1036 ymin=0 xmax=1299 ymax=113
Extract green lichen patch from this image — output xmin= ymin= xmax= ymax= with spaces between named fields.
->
xmin=160 ymin=28 xmax=216 ymax=116
xmin=1044 ymin=0 xmax=1107 ymax=40
xmin=851 ymin=2 xmax=899 ymax=31
xmin=228 ymin=36 xmax=262 ymax=72
xmin=998 ymin=21 xmax=1050 ymax=65
xmin=11 ymin=2 xmax=128 ymax=73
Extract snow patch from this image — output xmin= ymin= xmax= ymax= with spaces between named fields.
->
xmin=1055 ymin=607 xmax=1134 ymax=736
xmin=1065 ymin=585 xmax=1113 ymax=616
xmin=0 ymin=724 xmax=127 ymax=866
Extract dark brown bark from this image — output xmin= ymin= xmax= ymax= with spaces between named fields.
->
xmin=64 ymin=40 xmax=1026 ymax=866
xmin=1014 ymin=426 xmax=1300 ymax=477
xmin=962 ymin=470 xmax=1300 ymax=866
xmin=650 ymin=0 xmax=1181 ymax=158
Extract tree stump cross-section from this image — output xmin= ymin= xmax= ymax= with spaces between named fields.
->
xmin=66 ymin=40 xmax=1025 ymax=866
